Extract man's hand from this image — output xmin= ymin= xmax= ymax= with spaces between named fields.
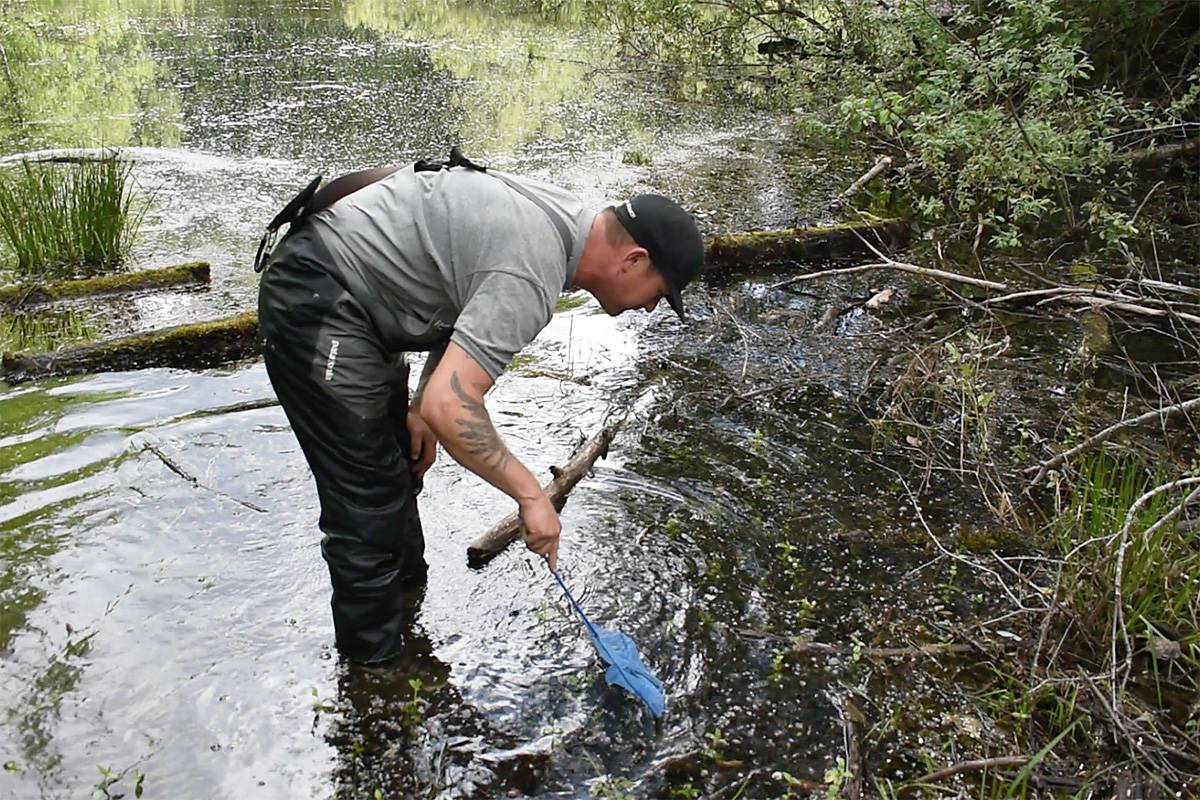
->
xmin=519 ymin=492 xmax=561 ymax=571
xmin=406 ymin=406 xmax=438 ymax=478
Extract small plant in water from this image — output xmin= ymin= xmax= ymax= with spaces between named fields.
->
xmin=666 ymin=781 xmax=701 ymax=799
xmin=822 ymin=757 xmax=849 ymax=798
xmin=588 ymin=775 xmax=634 ymax=800
xmin=769 ymin=647 xmax=787 ymax=682
xmin=796 ymin=597 xmax=816 ymax=623
xmin=621 ymin=149 xmax=651 ymax=166
xmin=0 ymin=153 xmax=146 ymax=279
xmin=94 ymin=764 xmax=144 ymax=798
xmin=0 ymin=309 xmax=99 ymax=353
xmin=702 ymin=727 xmax=727 ymax=762
xmin=399 ymin=677 xmax=425 ymax=731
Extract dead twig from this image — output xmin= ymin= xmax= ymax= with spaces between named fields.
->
xmin=830 ymin=155 xmax=893 ymax=210
xmin=903 ymin=755 xmax=1032 ymax=788
xmin=1027 ymin=397 xmax=1200 ymax=485
xmin=143 ymin=443 xmax=268 ymax=513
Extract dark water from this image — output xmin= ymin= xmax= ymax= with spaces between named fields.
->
xmin=0 ymin=2 xmax=1003 ymax=799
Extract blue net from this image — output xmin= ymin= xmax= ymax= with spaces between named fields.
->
xmin=552 ymin=568 xmax=665 ymax=718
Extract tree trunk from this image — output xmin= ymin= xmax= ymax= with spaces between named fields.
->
xmin=703 ymin=218 xmax=909 ymax=279
xmin=1 ymin=311 xmax=259 ymax=382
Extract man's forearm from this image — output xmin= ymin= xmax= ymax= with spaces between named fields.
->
xmin=426 ymin=370 xmax=543 ymax=503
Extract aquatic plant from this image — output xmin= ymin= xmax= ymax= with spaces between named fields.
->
xmin=1053 ymin=454 xmax=1199 ymax=686
xmin=0 ymin=309 xmax=98 ymax=353
xmin=0 ymin=153 xmax=145 ymax=280
xmin=398 ymin=677 xmax=425 ymax=732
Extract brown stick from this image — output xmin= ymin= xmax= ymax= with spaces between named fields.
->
xmin=831 ymin=155 xmax=893 ymax=209
xmin=1125 ymin=136 xmax=1200 ymax=165
xmin=905 ymin=756 xmax=1032 ymax=787
xmin=739 ymin=630 xmax=977 ymax=658
xmin=1027 ymin=396 xmax=1200 ymax=484
xmin=467 ymin=415 xmax=627 ymax=566
xmin=770 ymin=259 xmax=1009 ymax=292
xmin=794 ymin=640 xmax=975 ymax=659
xmin=779 ymin=259 xmax=1200 ymax=324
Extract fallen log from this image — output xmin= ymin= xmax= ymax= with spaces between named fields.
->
xmin=0 ymin=261 xmax=210 ymax=308
xmin=467 ymin=415 xmax=626 ymax=567
xmin=703 ymin=218 xmax=909 ymax=279
xmin=1125 ymin=136 xmax=1200 ymax=166
xmin=0 ymin=221 xmax=913 ymax=380
xmin=1 ymin=311 xmax=259 ymax=382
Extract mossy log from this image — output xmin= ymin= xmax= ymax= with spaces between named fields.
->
xmin=703 ymin=218 xmax=909 ymax=280
xmin=0 ymin=221 xmax=909 ymax=381
xmin=1 ymin=311 xmax=259 ymax=383
xmin=0 ymin=261 xmax=210 ymax=308
xmin=467 ymin=416 xmax=626 ymax=568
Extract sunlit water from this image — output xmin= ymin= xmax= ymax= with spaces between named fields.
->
xmin=0 ymin=2 xmax=985 ymax=798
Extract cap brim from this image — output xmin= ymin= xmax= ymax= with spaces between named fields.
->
xmin=666 ymin=288 xmax=685 ymax=320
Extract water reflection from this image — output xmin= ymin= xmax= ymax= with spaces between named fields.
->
xmin=0 ymin=0 xmax=181 ymax=152
xmin=0 ymin=0 xmax=628 ymax=170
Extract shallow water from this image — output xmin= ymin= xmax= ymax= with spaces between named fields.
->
xmin=0 ymin=2 xmax=1000 ymax=799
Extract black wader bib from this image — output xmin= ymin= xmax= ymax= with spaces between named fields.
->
xmin=258 ymin=227 xmax=426 ymax=665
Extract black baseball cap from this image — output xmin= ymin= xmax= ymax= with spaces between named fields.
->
xmin=612 ymin=194 xmax=704 ymax=320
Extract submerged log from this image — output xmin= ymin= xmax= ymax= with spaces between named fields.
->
xmin=467 ymin=416 xmax=626 ymax=567
xmin=703 ymin=218 xmax=909 ymax=279
xmin=1 ymin=311 xmax=259 ymax=382
xmin=0 ymin=261 xmax=210 ymax=308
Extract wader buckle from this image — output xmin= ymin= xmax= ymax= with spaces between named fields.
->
xmin=253 ymin=174 xmax=324 ymax=273
xmin=414 ymin=146 xmax=487 ymax=174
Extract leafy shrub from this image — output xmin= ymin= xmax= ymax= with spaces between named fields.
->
xmin=591 ymin=0 xmax=1198 ymax=251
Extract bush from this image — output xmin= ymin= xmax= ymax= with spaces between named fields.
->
xmin=592 ymin=0 xmax=1198 ymax=251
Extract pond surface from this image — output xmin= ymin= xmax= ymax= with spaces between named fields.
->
xmin=0 ymin=2 xmax=1003 ymax=799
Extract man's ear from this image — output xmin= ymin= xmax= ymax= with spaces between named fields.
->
xmin=619 ymin=246 xmax=650 ymax=273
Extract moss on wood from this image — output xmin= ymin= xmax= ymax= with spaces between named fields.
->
xmin=0 ymin=261 xmax=210 ymax=308
xmin=703 ymin=219 xmax=910 ymax=280
xmin=2 ymin=311 xmax=259 ymax=382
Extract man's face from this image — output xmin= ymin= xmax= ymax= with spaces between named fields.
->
xmin=597 ymin=254 xmax=671 ymax=316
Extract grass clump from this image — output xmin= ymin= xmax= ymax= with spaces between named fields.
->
xmin=0 ymin=153 xmax=146 ymax=280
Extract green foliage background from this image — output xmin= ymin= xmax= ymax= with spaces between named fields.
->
xmin=591 ymin=0 xmax=1199 ymax=251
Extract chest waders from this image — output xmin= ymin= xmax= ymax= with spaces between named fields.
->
xmin=255 ymin=150 xmax=572 ymax=665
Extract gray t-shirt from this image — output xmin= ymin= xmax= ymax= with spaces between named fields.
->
xmin=309 ymin=165 xmax=595 ymax=379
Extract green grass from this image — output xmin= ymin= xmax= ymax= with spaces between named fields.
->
xmin=0 ymin=310 xmax=99 ymax=353
xmin=1056 ymin=454 xmax=1198 ymax=669
xmin=555 ymin=293 xmax=589 ymax=313
xmin=0 ymin=154 xmax=146 ymax=280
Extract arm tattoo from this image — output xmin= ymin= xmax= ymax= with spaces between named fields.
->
xmin=449 ymin=371 xmax=512 ymax=471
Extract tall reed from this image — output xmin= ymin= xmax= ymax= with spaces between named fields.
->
xmin=0 ymin=153 xmax=145 ymax=280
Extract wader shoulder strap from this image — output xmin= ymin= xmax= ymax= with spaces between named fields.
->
xmin=414 ymin=147 xmax=574 ymax=258
xmin=254 ymin=167 xmax=403 ymax=273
